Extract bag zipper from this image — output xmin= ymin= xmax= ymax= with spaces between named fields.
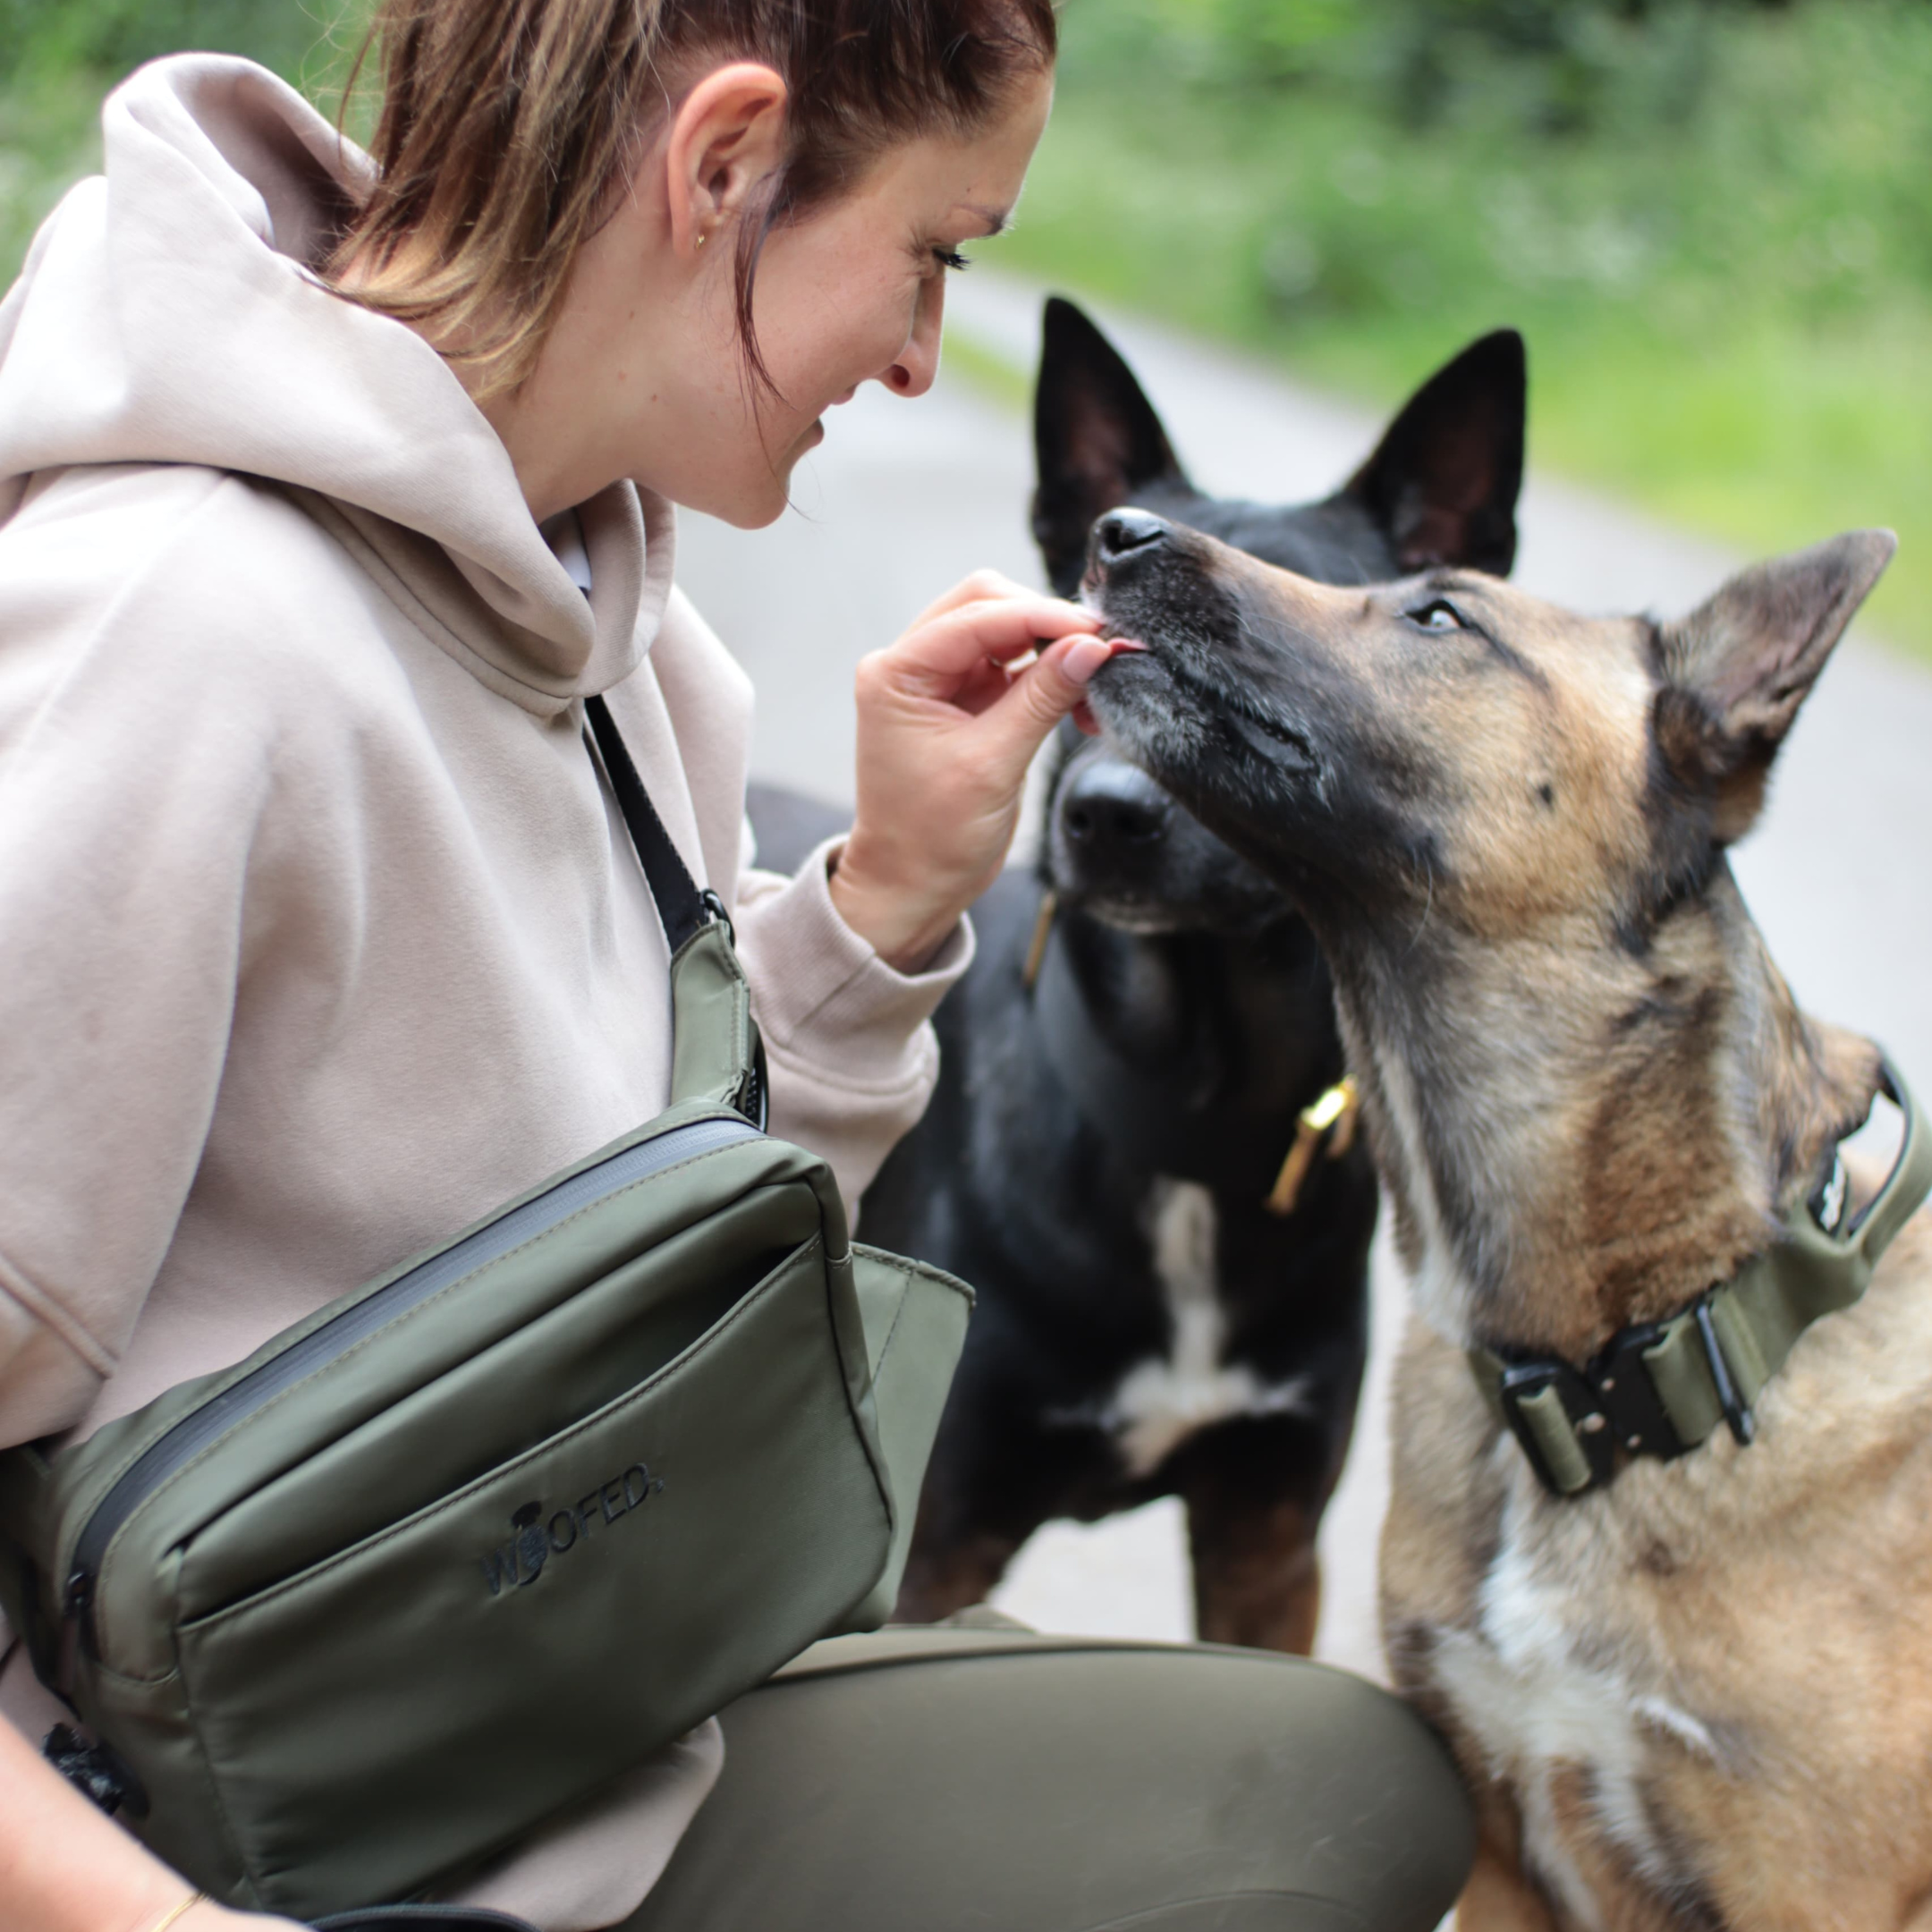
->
xmin=57 ymin=1114 xmax=761 ymax=1690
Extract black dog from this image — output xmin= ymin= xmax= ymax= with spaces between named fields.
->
xmin=758 ymin=301 xmax=1525 ymax=1652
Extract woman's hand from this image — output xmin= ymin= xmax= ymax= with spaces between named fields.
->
xmin=829 ymin=571 xmax=1119 ymax=971
xmin=0 ymin=1720 xmax=301 ymax=1932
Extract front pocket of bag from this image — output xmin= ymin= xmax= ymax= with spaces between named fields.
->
xmin=172 ymin=1238 xmax=893 ymax=1920
xmin=171 ymin=1184 xmax=824 ymax=1626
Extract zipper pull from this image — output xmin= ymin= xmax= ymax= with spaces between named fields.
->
xmin=56 ymin=1570 xmax=92 ymax=1699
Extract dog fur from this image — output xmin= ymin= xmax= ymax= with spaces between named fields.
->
xmin=1082 ymin=507 xmax=1931 ymax=1928
xmin=855 ymin=303 xmax=1525 ymax=1651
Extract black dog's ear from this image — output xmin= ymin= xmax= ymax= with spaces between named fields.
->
xmin=1345 ymin=329 xmax=1525 ymax=577
xmin=1031 ymin=297 xmax=1190 ymax=594
xmin=1656 ymin=530 xmax=1894 ymax=843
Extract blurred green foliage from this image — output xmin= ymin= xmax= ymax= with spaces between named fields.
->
xmin=0 ymin=3 xmax=361 ymax=284
xmin=1004 ymin=0 xmax=1932 ymax=653
xmin=1 ymin=0 xmax=1927 ymax=654
xmin=0 ymin=0 xmax=333 ymax=84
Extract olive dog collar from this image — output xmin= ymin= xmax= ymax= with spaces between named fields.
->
xmin=1470 ymin=1057 xmax=1931 ymax=1498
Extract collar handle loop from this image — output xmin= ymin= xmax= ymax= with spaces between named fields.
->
xmin=1848 ymin=1057 xmax=1932 ymax=1258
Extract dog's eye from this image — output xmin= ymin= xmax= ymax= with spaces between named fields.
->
xmin=1406 ymin=599 xmax=1469 ymax=633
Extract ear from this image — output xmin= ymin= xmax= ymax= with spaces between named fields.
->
xmin=663 ymin=62 xmax=789 ymax=258
xmin=1031 ymin=297 xmax=1190 ymax=595
xmin=1656 ymin=530 xmax=1894 ymax=842
xmin=1344 ymin=329 xmax=1525 ymax=576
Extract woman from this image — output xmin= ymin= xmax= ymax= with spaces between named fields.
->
xmin=0 ymin=4 xmax=1471 ymax=1928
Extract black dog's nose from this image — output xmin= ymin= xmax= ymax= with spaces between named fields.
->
xmin=1092 ymin=508 xmax=1170 ymax=566
xmin=1060 ymin=759 xmax=1169 ymax=849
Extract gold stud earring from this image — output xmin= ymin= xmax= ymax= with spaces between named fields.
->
xmin=695 ymin=229 xmax=708 ymax=250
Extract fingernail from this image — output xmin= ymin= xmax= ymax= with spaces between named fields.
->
xmin=1063 ymin=639 xmax=1113 ymax=685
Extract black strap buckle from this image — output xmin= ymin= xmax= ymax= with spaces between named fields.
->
xmin=43 ymin=1724 xmax=148 ymax=1819
xmin=1590 ymin=1322 xmax=1690 ymax=1461
xmin=1496 ymin=1360 xmax=1616 ymax=1496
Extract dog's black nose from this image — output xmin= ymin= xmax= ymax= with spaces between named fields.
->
xmin=1092 ymin=508 xmax=1169 ymax=566
xmin=1059 ymin=758 xmax=1169 ymax=850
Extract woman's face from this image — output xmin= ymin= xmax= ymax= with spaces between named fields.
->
xmin=716 ymin=76 xmax=1053 ymax=522
xmin=504 ymin=67 xmax=1054 ymax=529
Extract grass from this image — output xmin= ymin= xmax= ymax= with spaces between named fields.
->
xmin=990 ymin=0 xmax=1932 ymax=660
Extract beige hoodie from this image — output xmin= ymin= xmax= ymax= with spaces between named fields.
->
xmin=0 ymin=55 xmax=968 ymax=1928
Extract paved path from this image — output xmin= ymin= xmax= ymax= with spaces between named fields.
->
xmin=676 ymin=272 xmax=1932 ymax=1682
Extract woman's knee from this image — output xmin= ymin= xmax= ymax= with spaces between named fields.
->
xmin=1081 ymin=1647 xmax=1474 ymax=1928
xmin=674 ymin=1638 xmax=1473 ymax=1932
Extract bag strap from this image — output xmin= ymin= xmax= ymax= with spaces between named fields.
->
xmin=585 ymin=693 xmax=710 ymax=953
xmin=0 ymin=695 xmax=769 ymax=1719
xmin=583 ymin=694 xmax=765 ymax=1123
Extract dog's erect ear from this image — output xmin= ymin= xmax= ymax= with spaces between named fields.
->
xmin=1344 ymin=329 xmax=1525 ymax=577
xmin=1032 ymin=297 xmax=1190 ymax=594
xmin=1657 ymin=530 xmax=1894 ymax=842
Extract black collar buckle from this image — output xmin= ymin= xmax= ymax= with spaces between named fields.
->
xmin=1478 ymin=1053 xmax=1928 ymax=1498
xmin=1496 ymin=1359 xmax=1615 ymax=1495
xmin=1494 ymin=1299 xmax=1750 ymax=1497
xmin=1590 ymin=1322 xmax=1690 ymax=1462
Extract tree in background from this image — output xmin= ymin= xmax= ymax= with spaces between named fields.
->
xmin=1 ymin=0 xmax=1928 ymax=652
xmin=1005 ymin=0 xmax=1932 ymax=651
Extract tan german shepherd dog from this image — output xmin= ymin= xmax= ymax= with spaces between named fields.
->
xmin=1079 ymin=504 xmax=1932 ymax=1931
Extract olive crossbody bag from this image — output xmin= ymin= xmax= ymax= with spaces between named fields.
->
xmin=0 ymin=695 xmax=973 ymax=1919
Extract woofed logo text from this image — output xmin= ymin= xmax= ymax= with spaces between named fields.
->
xmin=482 ymin=1462 xmax=663 ymax=1595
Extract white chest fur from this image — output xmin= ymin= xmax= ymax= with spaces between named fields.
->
xmin=1429 ymin=1479 xmax=1722 ymax=1928
xmin=1090 ymin=1179 xmax=1316 ymax=1478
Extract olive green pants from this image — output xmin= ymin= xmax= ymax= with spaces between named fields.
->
xmin=623 ymin=1625 xmax=1473 ymax=1932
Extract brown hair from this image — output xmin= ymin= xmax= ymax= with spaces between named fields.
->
xmin=329 ymin=0 xmax=1057 ymax=398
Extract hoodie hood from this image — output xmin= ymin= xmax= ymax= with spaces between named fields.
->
xmin=0 ymin=55 xmax=674 ymax=708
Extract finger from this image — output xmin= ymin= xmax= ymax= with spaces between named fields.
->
xmin=904 ymin=568 xmax=1038 ymax=629
xmin=947 ymin=657 xmax=1020 ymax=719
xmin=962 ymin=635 xmax=1142 ymax=721
xmin=888 ymin=597 xmax=1103 ymax=694
xmin=971 ymin=633 xmax=1123 ymax=775
xmin=856 ymin=642 xmax=1009 ymax=726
